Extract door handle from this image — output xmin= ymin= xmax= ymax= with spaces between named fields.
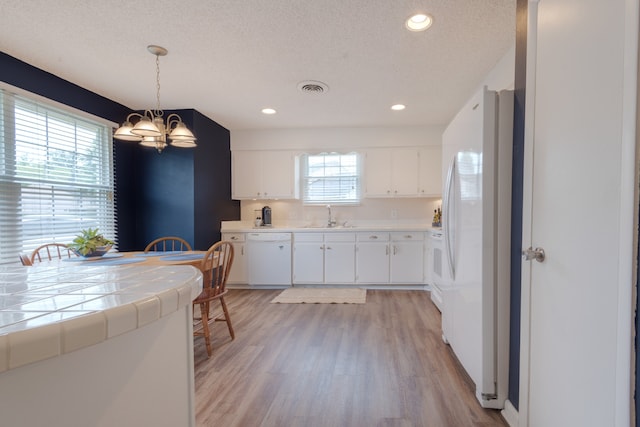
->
xmin=522 ymin=247 xmax=545 ymax=263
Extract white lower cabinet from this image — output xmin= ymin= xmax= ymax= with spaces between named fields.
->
xmin=324 ymin=233 xmax=356 ymax=283
xmin=355 ymin=232 xmax=390 ymax=284
xmin=356 ymin=232 xmax=425 ymax=284
xmin=233 ymin=229 xmax=426 ymax=287
xmin=222 ymin=232 xmax=247 ymax=284
xmin=293 ymin=232 xmax=356 ymax=284
xmin=389 ymin=232 xmax=425 ymax=283
xmin=292 ymin=233 xmax=324 ymax=284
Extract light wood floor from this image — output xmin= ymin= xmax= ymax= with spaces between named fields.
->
xmin=194 ymin=289 xmax=508 ymax=427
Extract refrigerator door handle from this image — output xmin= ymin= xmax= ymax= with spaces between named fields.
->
xmin=443 ymin=156 xmax=456 ymax=280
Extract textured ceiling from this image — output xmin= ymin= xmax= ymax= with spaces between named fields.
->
xmin=0 ymin=0 xmax=515 ymax=130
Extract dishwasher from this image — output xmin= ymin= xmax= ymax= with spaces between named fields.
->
xmin=246 ymin=232 xmax=292 ymax=286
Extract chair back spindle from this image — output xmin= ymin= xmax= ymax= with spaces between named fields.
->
xmin=144 ymin=236 xmax=192 ymax=252
xmin=30 ymin=243 xmax=76 ymax=264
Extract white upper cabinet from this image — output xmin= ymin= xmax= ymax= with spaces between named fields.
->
xmin=418 ymin=146 xmax=442 ymax=197
xmin=232 ymin=150 xmax=299 ymax=200
xmin=364 ymin=148 xmax=420 ymax=197
xmin=364 ymin=147 xmax=441 ymax=198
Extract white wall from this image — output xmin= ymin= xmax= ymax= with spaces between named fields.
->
xmin=229 ymin=44 xmax=515 ymax=224
xmin=231 ymin=125 xmax=444 ymax=152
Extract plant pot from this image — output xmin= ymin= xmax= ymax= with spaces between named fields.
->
xmin=74 ymin=245 xmax=113 ymax=258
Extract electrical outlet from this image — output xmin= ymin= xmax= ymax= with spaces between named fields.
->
xmin=289 ymin=211 xmax=298 ymax=220
xmin=391 ymin=209 xmax=398 ymax=219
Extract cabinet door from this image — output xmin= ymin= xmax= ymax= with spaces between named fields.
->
xmin=365 ymin=148 xmax=419 ymax=197
xmin=223 ymin=233 xmax=247 ymax=284
xmin=232 ymin=151 xmax=299 ymax=199
xmin=232 ymin=151 xmax=262 ymax=199
xmin=390 ymin=241 xmax=424 ymax=283
xmin=391 ymin=149 xmax=419 ymax=196
xmin=356 ymin=242 xmax=389 ymax=283
xmin=364 ymin=149 xmax=393 ymax=197
xmin=324 ymin=241 xmax=355 ymax=284
xmin=418 ymin=146 xmax=442 ymax=197
xmin=227 ymin=242 xmax=247 ymax=284
xmin=293 ymin=240 xmax=324 ymax=284
xmin=262 ymin=151 xmax=299 ymax=199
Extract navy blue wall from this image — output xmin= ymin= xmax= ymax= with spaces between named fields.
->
xmin=134 ymin=136 xmax=196 ymax=248
xmin=0 ymin=51 xmax=240 ymax=252
xmin=0 ymin=52 xmax=131 ymax=128
xmin=508 ymin=0 xmax=527 ymax=410
xmin=192 ymin=110 xmax=238 ymax=249
xmin=132 ymin=108 xmax=239 ymax=251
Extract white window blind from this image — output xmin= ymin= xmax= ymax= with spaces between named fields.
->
xmin=302 ymin=152 xmax=361 ymax=204
xmin=0 ymin=87 xmax=116 ymax=265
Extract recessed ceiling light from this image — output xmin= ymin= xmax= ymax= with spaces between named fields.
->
xmin=406 ymin=13 xmax=433 ymax=32
xmin=261 ymin=108 xmax=277 ymax=115
xmin=391 ymin=104 xmax=406 ymax=111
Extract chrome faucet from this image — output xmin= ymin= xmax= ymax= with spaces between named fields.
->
xmin=327 ymin=204 xmax=336 ymax=228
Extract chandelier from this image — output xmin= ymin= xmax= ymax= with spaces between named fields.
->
xmin=113 ymin=45 xmax=197 ymax=153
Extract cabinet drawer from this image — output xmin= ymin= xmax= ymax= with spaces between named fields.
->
xmin=325 ymin=232 xmax=356 ymax=242
xmin=222 ymin=232 xmax=245 ymax=242
xmin=356 ymin=232 xmax=389 ymax=242
xmin=294 ymin=233 xmax=324 ymax=242
xmin=390 ymin=232 xmax=424 ymax=242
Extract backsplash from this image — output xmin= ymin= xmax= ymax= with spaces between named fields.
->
xmin=240 ymin=198 xmax=441 ymax=227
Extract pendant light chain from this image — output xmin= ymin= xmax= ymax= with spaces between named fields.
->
xmin=154 ymin=53 xmax=163 ymax=118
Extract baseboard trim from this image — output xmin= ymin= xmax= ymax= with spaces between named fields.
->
xmin=501 ymin=399 xmax=519 ymax=427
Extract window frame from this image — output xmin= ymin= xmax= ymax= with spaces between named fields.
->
xmin=0 ymin=82 xmax=117 ymax=265
xmin=301 ymin=151 xmax=362 ymax=206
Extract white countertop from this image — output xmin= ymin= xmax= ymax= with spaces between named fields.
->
xmin=221 ymin=221 xmax=438 ymax=233
xmin=0 ymin=263 xmax=202 ymax=373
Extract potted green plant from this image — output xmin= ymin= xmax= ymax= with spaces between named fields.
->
xmin=68 ymin=228 xmax=114 ymax=257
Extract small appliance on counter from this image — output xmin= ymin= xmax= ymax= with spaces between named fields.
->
xmin=261 ymin=206 xmax=272 ymax=227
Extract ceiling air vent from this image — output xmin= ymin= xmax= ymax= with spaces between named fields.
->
xmin=297 ymin=80 xmax=329 ymax=94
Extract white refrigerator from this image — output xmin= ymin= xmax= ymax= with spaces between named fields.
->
xmin=441 ymin=86 xmax=512 ymax=409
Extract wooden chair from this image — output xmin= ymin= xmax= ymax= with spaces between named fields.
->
xmin=18 ymin=254 xmax=32 ymax=266
xmin=30 ymin=243 xmax=76 ymax=263
xmin=193 ymin=241 xmax=235 ymax=357
xmin=144 ymin=236 xmax=192 ymax=252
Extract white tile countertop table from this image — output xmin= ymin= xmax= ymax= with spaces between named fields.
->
xmin=0 ymin=263 xmax=203 ymax=427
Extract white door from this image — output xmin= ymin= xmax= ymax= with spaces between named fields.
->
xmin=364 ymin=149 xmax=393 ymax=197
xmin=390 ymin=233 xmax=425 ymax=284
xmin=519 ymin=1 xmax=636 ymax=426
xmin=292 ymin=240 xmax=324 ymax=284
xmin=262 ymin=151 xmax=296 ymax=199
xmin=232 ymin=151 xmax=261 ymax=199
xmin=324 ymin=241 xmax=356 ymax=284
xmin=355 ymin=242 xmax=389 ymax=283
xmin=390 ymin=149 xmax=419 ymax=196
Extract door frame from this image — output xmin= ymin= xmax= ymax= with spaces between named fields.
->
xmin=518 ymin=0 xmax=638 ymax=425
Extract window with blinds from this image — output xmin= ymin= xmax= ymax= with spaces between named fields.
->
xmin=0 ymin=87 xmax=116 ymax=265
xmin=301 ymin=152 xmax=361 ymax=204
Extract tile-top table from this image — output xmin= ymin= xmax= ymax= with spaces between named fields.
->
xmin=0 ymin=262 xmax=203 ymax=427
